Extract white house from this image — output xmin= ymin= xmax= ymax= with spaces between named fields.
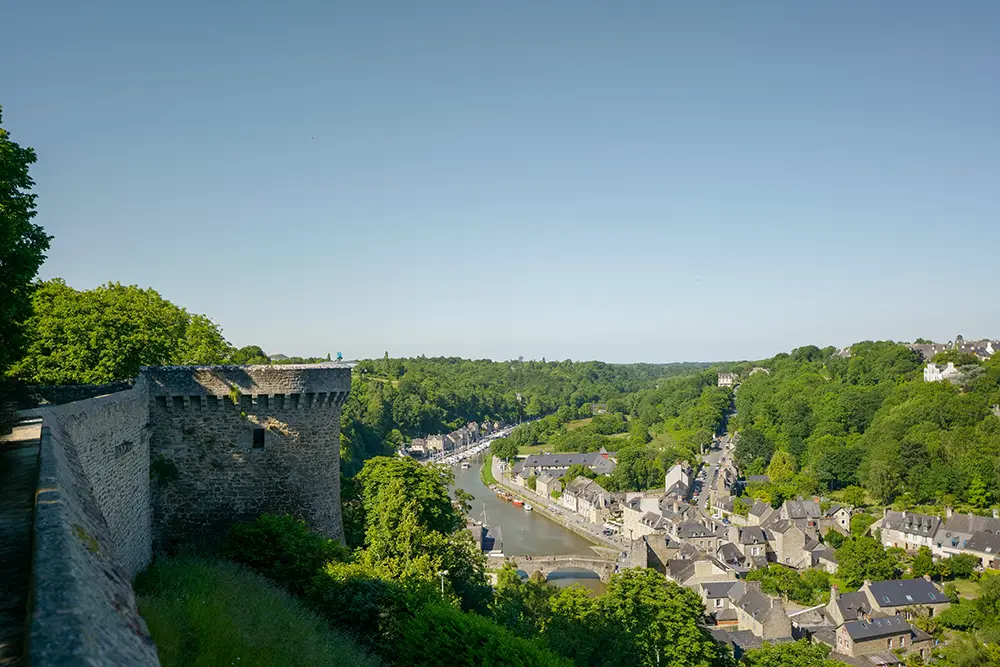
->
xmin=924 ymin=362 xmax=961 ymax=383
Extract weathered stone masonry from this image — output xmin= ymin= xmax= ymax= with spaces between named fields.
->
xmin=145 ymin=364 xmax=351 ymax=549
xmin=23 ymin=363 xmax=351 ymax=667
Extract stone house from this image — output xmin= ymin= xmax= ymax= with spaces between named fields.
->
xmin=778 ymin=498 xmax=822 ymax=538
xmin=718 ymin=373 xmax=738 ymax=388
xmin=822 ymin=503 xmax=853 ymax=535
xmin=425 ymin=434 xmax=446 ymax=453
xmin=961 ymin=530 xmax=1000 ymax=569
xmin=747 ymin=500 xmax=776 ymax=527
xmin=562 ymin=476 xmax=611 ymax=524
xmin=808 ymin=541 xmax=838 ymax=574
xmin=408 ymin=437 xmax=427 ymax=457
xmin=834 ymin=615 xmax=933 ymax=662
xmin=535 ymin=473 xmax=561 ymax=498
xmin=826 ymin=586 xmax=873 ymax=626
xmin=466 ymin=422 xmax=479 ymax=441
xmin=677 ymin=521 xmax=721 ymax=553
xmin=879 ymin=510 xmax=940 ymax=552
xmin=934 ymin=509 xmax=1000 ymax=558
xmin=768 ymin=520 xmax=811 ymax=569
xmin=513 ymin=450 xmax=617 ymax=479
xmin=700 ymin=581 xmax=740 ymax=627
xmin=860 ymin=578 xmax=950 ymax=619
xmin=726 ymin=580 xmax=793 ymax=640
xmin=629 ymin=532 xmax=682 ymax=572
xmin=664 ymin=462 xmax=693 ymax=498
xmin=727 ymin=525 xmax=771 ymax=566
xmin=667 ymin=555 xmax=735 ymax=588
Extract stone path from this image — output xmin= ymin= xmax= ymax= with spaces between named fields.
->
xmin=0 ymin=419 xmax=41 ymax=666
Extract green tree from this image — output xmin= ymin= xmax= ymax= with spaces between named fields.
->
xmin=176 ymin=314 xmax=233 ymax=365
xmin=740 ymin=640 xmax=838 ymax=667
xmin=599 ymin=568 xmax=729 ymax=667
xmin=911 ymin=546 xmax=935 ymax=579
xmin=0 ymin=107 xmax=51 ymax=378
xmin=11 ymin=280 xmax=195 ymax=384
xmin=823 ymin=529 xmax=847 ymax=550
xmin=354 ymin=456 xmax=488 ymax=611
xmin=968 ymin=476 xmax=990 ymax=509
xmin=492 ymin=437 xmax=520 ymax=461
xmin=836 ymin=537 xmax=898 ymax=589
xmin=850 ymin=512 xmax=876 ymax=538
xmin=230 ymin=345 xmax=270 ymax=365
xmin=766 ymin=450 xmax=797 ymax=484
xmin=734 ymin=428 xmax=775 ymax=473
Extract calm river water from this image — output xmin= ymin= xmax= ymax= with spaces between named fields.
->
xmin=451 ymin=456 xmax=606 ymax=594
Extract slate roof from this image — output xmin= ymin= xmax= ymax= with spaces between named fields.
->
xmin=965 ymin=530 xmax=1000 ymax=555
xmin=536 ymin=473 xmax=556 ymax=485
xmin=836 ymin=591 xmax=872 ymax=621
xmin=717 ymin=541 xmax=744 ymax=563
xmin=745 ymin=475 xmax=771 ymax=484
xmin=678 ymin=522 xmax=716 ymax=539
xmin=702 ymin=581 xmax=739 ymax=599
xmin=518 ymin=451 xmax=617 ymax=473
xmin=713 ymin=608 xmax=739 ymax=621
xmin=867 ymin=579 xmax=945 ymax=607
xmin=882 ymin=510 xmax=940 ymax=536
xmin=709 ymin=629 xmax=764 ymax=653
xmin=939 ymin=512 xmax=1000 ymax=538
xmin=842 ymin=615 xmax=909 ymax=641
xmin=737 ymin=526 xmax=768 ymax=545
xmin=783 ymin=498 xmax=821 ymax=520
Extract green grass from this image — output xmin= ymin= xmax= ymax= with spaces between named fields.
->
xmin=481 ymin=453 xmax=497 ymax=485
xmin=135 ymin=557 xmax=382 ymax=667
xmin=564 ymin=417 xmax=593 ymax=431
xmin=951 ymin=578 xmax=981 ymax=599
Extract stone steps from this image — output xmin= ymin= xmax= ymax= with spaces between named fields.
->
xmin=0 ymin=419 xmax=42 ymax=666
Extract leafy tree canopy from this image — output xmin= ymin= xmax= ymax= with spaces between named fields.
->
xmin=0 ymin=107 xmax=51 ymax=377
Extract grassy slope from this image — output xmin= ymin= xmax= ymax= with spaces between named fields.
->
xmin=481 ymin=452 xmax=497 ymax=485
xmin=136 ymin=558 xmax=382 ymax=667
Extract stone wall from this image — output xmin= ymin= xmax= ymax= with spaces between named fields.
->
xmin=26 ymin=379 xmax=153 ymax=576
xmin=145 ymin=364 xmax=351 ymax=550
xmin=30 ymin=421 xmax=158 ymax=667
xmin=28 ymin=380 xmax=136 ymax=407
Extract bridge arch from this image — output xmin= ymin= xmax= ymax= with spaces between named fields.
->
xmin=493 ymin=555 xmax=620 ymax=583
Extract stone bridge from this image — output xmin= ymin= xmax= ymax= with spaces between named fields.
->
xmin=491 ymin=555 xmax=620 ymax=583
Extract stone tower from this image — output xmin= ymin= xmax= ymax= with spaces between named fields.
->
xmin=143 ymin=363 xmax=351 ymax=551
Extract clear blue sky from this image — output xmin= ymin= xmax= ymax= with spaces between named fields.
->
xmin=3 ymin=2 xmax=998 ymax=363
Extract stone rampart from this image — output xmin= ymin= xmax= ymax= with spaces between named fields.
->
xmin=145 ymin=364 xmax=352 ymax=550
xmin=25 ymin=378 xmax=153 ymax=576
xmin=30 ymin=420 xmax=158 ymax=667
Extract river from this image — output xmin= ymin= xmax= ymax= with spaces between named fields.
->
xmin=451 ymin=455 xmax=606 ymax=594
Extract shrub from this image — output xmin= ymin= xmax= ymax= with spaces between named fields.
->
xmin=222 ymin=513 xmax=348 ymax=595
xmin=392 ymin=602 xmax=571 ymax=667
xmin=308 ymin=560 xmax=439 ymax=649
xmin=135 ymin=557 xmax=381 ymax=667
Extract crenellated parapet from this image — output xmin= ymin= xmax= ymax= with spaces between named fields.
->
xmin=141 ymin=363 xmax=351 ymax=409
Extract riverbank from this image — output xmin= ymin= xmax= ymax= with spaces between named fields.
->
xmin=481 ymin=453 xmax=496 ymax=486
xmin=487 ymin=457 xmax=624 ymax=553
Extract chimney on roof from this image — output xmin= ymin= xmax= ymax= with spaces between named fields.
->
xmin=813 ymin=496 xmax=820 ymax=504
xmin=863 ymin=580 xmax=872 ymax=590
xmin=831 ymin=585 xmax=840 ymax=602
xmin=946 ymin=507 xmax=954 ymax=518
xmin=993 ymin=509 xmax=999 ymax=520
xmin=673 ymin=500 xmax=679 ymax=514
xmin=923 ymin=573 xmax=932 ymax=582
xmin=902 ymin=511 xmax=907 ymax=519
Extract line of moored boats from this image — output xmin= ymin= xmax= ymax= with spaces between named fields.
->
xmin=489 ymin=484 xmax=532 ymax=511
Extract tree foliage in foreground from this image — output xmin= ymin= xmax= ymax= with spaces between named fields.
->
xmin=0 ymin=106 xmax=52 ymax=379
xmin=739 ymin=640 xmax=838 ymax=667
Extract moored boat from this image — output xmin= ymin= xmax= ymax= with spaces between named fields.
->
xmin=524 ymin=504 xmax=533 ymax=511
xmin=512 ymin=499 xmax=523 ymax=507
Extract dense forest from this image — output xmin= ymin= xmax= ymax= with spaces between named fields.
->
xmin=340 ymin=356 xmax=709 ymax=473
xmin=729 ymin=342 xmax=1000 ymax=510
